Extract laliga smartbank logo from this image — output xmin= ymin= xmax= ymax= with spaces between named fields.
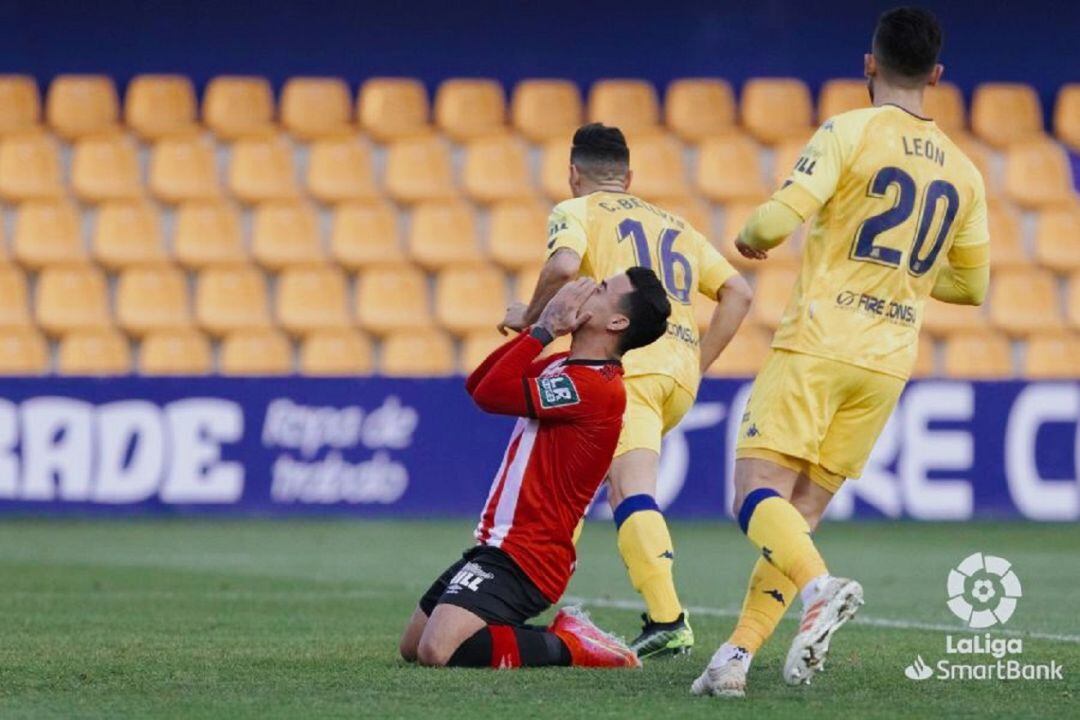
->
xmin=903 ymin=553 xmax=1064 ymax=682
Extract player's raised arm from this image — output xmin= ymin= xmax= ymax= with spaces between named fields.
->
xmin=695 ymin=236 xmax=753 ymax=374
xmin=931 ymin=175 xmax=990 ymax=306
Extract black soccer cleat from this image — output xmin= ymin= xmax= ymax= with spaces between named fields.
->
xmin=629 ymin=611 xmax=694 ymax=659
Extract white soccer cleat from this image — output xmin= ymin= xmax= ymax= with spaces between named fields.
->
xmin=690 ymin=658 xmax=747 ymax=698
xmin=783 ymin=576 xmax=864 ymax=686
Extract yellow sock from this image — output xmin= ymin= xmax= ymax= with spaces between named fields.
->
xmin=571 ymin=518 xmax=584 ymax=546
xmin=740 ymin=489 xmax=827 ymax=590
xmin=614 ymin=495 xmax=682 ymax=623
xmin=729 ymin=557 xmax=797 ymax=653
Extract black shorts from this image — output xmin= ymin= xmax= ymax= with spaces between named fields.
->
xmin=418 ymin=545 xmax=551 ymax=626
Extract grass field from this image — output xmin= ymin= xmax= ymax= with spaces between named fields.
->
xmin=0 ymin=519 xmax=1076 ymax=719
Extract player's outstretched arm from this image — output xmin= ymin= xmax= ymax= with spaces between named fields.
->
xmin=734 ymin=199 xmax=805 ymax=259
xmin=930 ymin=263 xmax=989 ymax=305
xmin=499 ymin=248 xmax=582 ymax=334
xmin=699 ymin=274 xmax=753 ymax=374
xmin=931 ymin=181 xmax=989 ymax=306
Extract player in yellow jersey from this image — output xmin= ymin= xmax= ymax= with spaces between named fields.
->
xmin=500 ymin=123 xmax=753 ymax=658
xmin=692 ymin=7 xmax=990 ymax=698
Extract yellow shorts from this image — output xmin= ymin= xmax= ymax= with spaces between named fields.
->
xmin=735 ymin=349 xmax=905 ymax=493
xmin=615 ymin=374 xmax=695 ymax=457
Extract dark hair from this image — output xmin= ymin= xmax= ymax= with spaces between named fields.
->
xmin=617 ymin=267 xmax=671 ymax=355
xmin=873 ymin=7 xmax=943 ymax=85
xmin=570 ymin=123 xmax=630 ymax=178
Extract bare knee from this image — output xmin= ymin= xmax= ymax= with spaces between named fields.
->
xmin=416 ymin=637 xmax=453 ymax=667
xmin=399 ymin=636 xmax=418 ymax=663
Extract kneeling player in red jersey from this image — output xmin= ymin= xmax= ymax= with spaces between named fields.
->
xmin=398 ymin=269 xmax=671 ymax=669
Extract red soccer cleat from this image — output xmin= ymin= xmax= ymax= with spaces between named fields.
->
xmin=549 ymin=606 xmax=642 ymax=669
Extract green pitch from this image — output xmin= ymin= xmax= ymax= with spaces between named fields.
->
xmin=0 ymin=519 xmax=1076 ymax=719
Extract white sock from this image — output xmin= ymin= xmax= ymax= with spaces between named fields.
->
xmin=800 ymin=573 xmax=832 ymax=607
xmin=708 ymin=642 xmax=753 ymax=672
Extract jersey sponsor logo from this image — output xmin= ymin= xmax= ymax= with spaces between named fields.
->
xmin=536 ymin=375 xmax=580 ymax=409
xmin=446 ymin=562 xmax=495 ymax=594
xmin=665 ymin=321 xmax=699 ymax=346
xmin=834 ymin=291 xmax=916 ymax=326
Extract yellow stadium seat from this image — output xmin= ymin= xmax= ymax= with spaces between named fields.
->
xmin=972 ymin=83 xmax=1043 ymax=148
xmin=408 ymin=201 xmax=482 ymax=270
xmin=588 ymin=80 xmax=660 ymax=134
xmin=139 ymin=329 xmax=213 ymax=375
xmin=45 ymin=75 xmax=119 ymax=139
xmin=912 ymin=333 xmax=937 ymax=378
xmin=92 ymin=201 xmax=167 ymax=269
xmin=203 ymin=76 xmax=274 ymax=139
xmin=0 ymin=328 xmax=48 ymax=374
xmin=36 ymin=264 xmax=111 ymax=336
xmin=280 ymin=77 xmax=352 ymax=139
xmin=355 ymin=264 xmax=432 ymax=336
xmin=276 ymin=265 xmax=350 ymax=335
xmin=116 ymin=265 xmax=191 ymax=336
xmin=71 ymin=134 xmax=143 ymax=203
xmin=228 ymin=135 xmax=300 ymax=203
xmin=659 ymin=196 xmax=713 ymax=236
xmin=924 ymin=82 xmax=966 ymax=131
xmin=13 ymin=200 xmax=85 ymax=268
xmin=514 ymin=264 xmax=542 ymax=304
xmin=1004 ymin=139 xmax=1077 ymax=208
xmin=665 ymin=78 xmax=736 ymax=142
xmin=951 ymin=133 xmax=996 ymax=196
xmin=330 ymin=201 xmax=404 ymax=270
xmin=1069 ymin=272 xmax=1080 ymax=329
xmin=384 ymin=135 xmax=457 ymax=203
xmin=922 ymin=296 xmax=987 ymax=337
xmin=462 ymin=135 xmax=534 ymax=203
xmin=149 ymin=136 xmax=222 ymax=203
xmin=751 ymin=267 xmax=798 ymax=328
xmin=306 ymin=136 xmax=378 ymax=203
xmin=1023 ymin=331 xmax=1080 ymax=378
xmin=0 ymin=265 xmax=31 ymax=328
xmin=357 ymin=78 xmax=430 ymax=142
xmin=299 ymin=329 xmax=374 ymax=376
xmin=434 ymin=78 xmax=506 ymax=141
xmin=1034 ymin=206 xmax=1080 ymax=272
xmin=511 ymin=80 xmax=582 ymax=142
xmin=818 ymin=79 xmax=869 ymax=121
xmin=460 ymin=329 xmax=507 ymax=373
xmin=434 ymin=264 xmax=507 ymax=336
xmin=704 ymin=324 xmax=773 ymax=377
xmin=987 ymin=201 xmax=1030 ymax=269
xmin=0 ymin=132 xmax=63 ymax=201
xmin=488 ymin=200 xmax=548 ymax=270
xmin=539 ymin=138 xmax=571 ymax=202
xmin=220 ymin=329 xmax=293 ymax=375
xmin=628 ymin=133 xmax=689 ymax=201
xmin=741 ymin=78 xmax=813 ymax=144
xmin=989 ymin=269 xmax=1064 ymax=336
xmin=380 ymin=329 xmax=455 ymax=376
xmin=251 ymin=201 xmax=323 ymax=270
xmin=174 ymin=201 xmax=247 ymax=269
xmin=1054 ymin=84 xmax=1080 ymax=151
xmin=771 ymin=138 xmax=809 ymax=189
xmin=943 ymin=331 xmax=1013 ymax=378
xmin=697 ymin=133 xmax=767 ymax=202
xmin=125 ymin=75 xmax=198 ymax=139
xmin=0 ymin=75 xmax=41 ymax=135
xmin=195 ymin=265 xmax=272 ymax=336
xmin=57 ymin=329 xmax=131 ymax=375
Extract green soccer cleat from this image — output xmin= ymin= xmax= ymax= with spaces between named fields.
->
xmin=629 ymin=611 xmax=694 ymax=659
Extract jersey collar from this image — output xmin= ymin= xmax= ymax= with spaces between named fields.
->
xmin=881 ymin=102 xmax=934 ymax=122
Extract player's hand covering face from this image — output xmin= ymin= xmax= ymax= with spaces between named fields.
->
xmin=537 ymin=278 xmax=598 ymax=337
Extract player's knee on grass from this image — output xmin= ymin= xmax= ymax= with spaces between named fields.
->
xmin=399 ymin=607 xmax=428 ymax=662
xmin=416 ymin=635 xmax=457 ymax=667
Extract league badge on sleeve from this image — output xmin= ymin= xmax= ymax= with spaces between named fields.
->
xmin=536 ymin=375 xmax=580 ymax=409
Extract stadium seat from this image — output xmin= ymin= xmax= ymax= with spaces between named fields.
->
xmin=330 ymin=201 xmax=404 ymax=270
xmin=741 ymin=78 xmax=813 ymax=144
xmin=461 ymin=329 xmax=506 ymax=372
xmin=0 ymin=265 xmax=31 ymax=328
xmin=1003 ymin=139 xmax=1077 ymax=208
xmin=818 ymin=79 xmax=869 ymax=121
xmin=942 ymin=330 xmax=1013 ymax=378
xmin=276 ymin=265 xmax=351 ymax=335
xmin=228 ymin=135 xmax=300 ymax=203
xmin=912 ymin=333 xmax=937 ymax=378
xmin=116 ymin=265 xmax=191 ymax=336
xmin=488 ymin=200 xmax=548 ymax=270
xmin=195 ymin=265 xmax=272 ymax=335
xmin=148 ymin=135 xmax=222 ymax=203
xmin=434 ymin=264 xmax=507 ymax=336
xmin=407 ymin=201 xmax=482 ymax=270
xmin=57 ymin=329 xmax=131 ymax=375
xmin=357 ymin=77 xmax=430 ymax=141
xmin=203 ymin=76 xmax=275 ymax=139
xmin=434 ymin=78 xmax=506 ymax=141
xmin=1069 ymin=272 xmax=1080 ymax=329
xmin=71 ymin=134 xmax=143 ymax=203
xmin=380 ymin=329 xmax=455 ymax=376
xmin=660 ymin=196 xmax=713 ymax=235
xmin=45 ymin=75 xmax=119 ymax=138
xmin=139 ymin=329 xmax=213 ymax=375
xmin=539 ymin=138 xmax=572 ymax=202
xmin=299 ymin=329 xmax=374 ymax=376
xmin=1034 ymin=206 xmax=1080 ymax=272
xmin=92 ymin=201 xmax=168 ymax=269
xmin=771 ymin=138 xmax=809 ymax=189
xmin=280 ymin=77 xmax=352 ymax=139
xmin=1054 ymin=83 xmax=1080 ymax=151
xmin=511 ymin=80 xmax=582 ymax=142
xmin=922 ymin=297 xmax=987 ymax=337
xmin=514 ymin=264 xmax=542 ymax=304
xmin=35 ymin=264 xmax=111 ymax=336
xmin=1023 ymin=331 xmax=1080 ymax=378
xmin=384 ymin=135 xmax=457 ymax=203
xmin=987 ymin=201 xmax=1030 ymax=270
xmin=0 ymin=131 xmax=63 ymax=201
xmin=752 ymin=267 xmax=798 ymax=327
xmin=0 ymin=328 xmax=48 ymax=374
xmin=461 ymin=135 xmax=534 ymax=203
xmin=588 ymin=80 xmax=661 ymax=134
xmin=696 ymin=133 xmax=768 ymax=202
xmin=951 ymin=133 xmax=996 ymax=196
xmin=125 ymin=74 xmax=198 ymax=139
xmin=355 ymin=264 xmax=432 ymax=335
xmin=13 ymin=200 xmax=85 ymax=268
xmin=0 ymin=75 xmax=41 ymax=135
xmin=628 ymin=133 xmax=689 ymax=201
xmin=665 ymin=78 xmax=737 ymax=142
xmin=251 ymin=201 xmax=323 ymax=269
xmin=989 ymin=269 xmax=1064 ymax=335
xmin=220 ymin=329 xmax=293 ymax=375
xmin=305 ymin=136 xmax=378 ymax=203
xmin=971 ymin=83 xmax=1043 ymax=148
xmin=174 ymin=201 xmax=247 ymax=269
xmin=703 ymin=324 xmax=772 ymax=377
xmin=924 ymin=82 xmax=966 ymax=131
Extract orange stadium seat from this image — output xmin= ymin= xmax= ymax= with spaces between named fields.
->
xmin=1004 ymin=139 xmax=1077 ymax=208
xmin=92 ymin=201 xmax=167 ymax=269
xmin=704 ymin=324 xmax=773 ymax=377
xmin=1034 ymin=206 xmax=1080 ymax=273
xmin=951 ymin=134 xmax=996 ymax=196
xmin=971 ymin=83 xmax=1043 ymax=148
xmin=355 ymin=264 xmax=432 ymax=335
xmin=384 ymin=135 xmax=457 ymax=203
xmin=251 ymin=201 xmax=323 ymax=269
xmin=220 ymin=329 xmax=293 ymax=375
xmin=539 ymin=138 xmax=572 ymax=202
xmin=228 ymin=135 xmax=300 ymax=203
xmin=987 ymin=201 xmax=1030 ymax=269
xmin=139 ymin=329 xmax=213 ymax=375
xmin=741 ymin=78 xmax=813 ymax=144
xmin=0 ymin=328 xmax=49 ymax=374
xmin=357 ymin=78 xmax=430 ymax=141
xmin=330 ymin=202 xmax=404 ymax=270
xmin=924 ymin=82 xmax=966 ymax=131
xmin=912 ymin=333 xmax=937 ymax=378
xmin=511 ymin=80 xmax=582 ymax=142
xmin=306 ymin=136 xmax=378 ymax=203
xmin=818 ymin=79 xmax=869 ymax=121
xmin=35 ymin=264 xmax=111 ymax=336
xmin=660 ymin=196 xmax=713 ymax=236
xmin=989 ymin=269 xmax=1064 ymax=336
xmin=57 ymin=329 xmax=131 ymax=375
xmin=1069 ymin=272 xmax=1080 ymax=329
xmin=45 ymin=75 xmax=119 ymax=139
xmin=71 ymin=134 xmax=143 ymax=203
xmin=0 ymin=131 xmax=63 ymax=201
xmin=0 ymin=265 xmax=31 ymax=328
xmin=299 ymin=329 xmax=374 ymax=375
xmin=488 ymin=200 xmax=548 ymax=270
xmin=174 ymin=201 xmax=247 ymax=269
xmin=148 ymin=135 xmax=222 ymax=203
xmin=665 ymin=78 xmax=737 ymax=142
xmin=13 ymin=200 xmax=85 ymax=268
xmin=514 ymin=264 xmax=542 ymax=304
xmin=460 ymin=329 xmax=506 ymax=373
xmin=195 ymin=265 xmax=272 ymax=336
xmin=434 ymin=78 xmax=506 ymax=141
xmin=125 ymin=74 xmax=198 ymax=139
xmin=922 ymin=297 xmax=987 ymax=337
xmin=280 ymin=77 xmax=352 ymax=139
xmin=434 ymin=264 xmax=507 ymax=336
xmin=696 ymin=133 xmax=768 ymax=202
xmin=276 ymin=265 xmax=351 ymax=335
xmin=943 ymin=330 xmax=1013 ymax=378
xmin=588 ymin=80 xmax=661 ymax=134
xmin=407 ymin=201 xmax=482 ymax=270
xmin=628 ymin=133 xmax=689 ymax=201
xmin=116 ymin=265 xmax=192 ymax=336
xmin=1023 ymin=331 xmax=1080 ymax=378
xmin=752 ymin=267 xmax=798 ymax=327
xmin=462 ymin=135 xmax=534 ymax=203
xmin=1054 ymin=84 xmax=1080 ymax=151
xmin=203 ymin=76 xmax=274 ymax=139
xmin=380 ymin=329 xmax=455 ymax=376
xmin=0 ymin=75 xmax=41 ymax=135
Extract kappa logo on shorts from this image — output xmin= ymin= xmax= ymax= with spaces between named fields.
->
xmin=446 ymin=562 xmax=495 ymax=595
xmin=536 ymin=375 xmax=580 ymax=409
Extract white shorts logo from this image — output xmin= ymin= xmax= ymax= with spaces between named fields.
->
xmin=946 ymin=552 xmax=1022 ymax=629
